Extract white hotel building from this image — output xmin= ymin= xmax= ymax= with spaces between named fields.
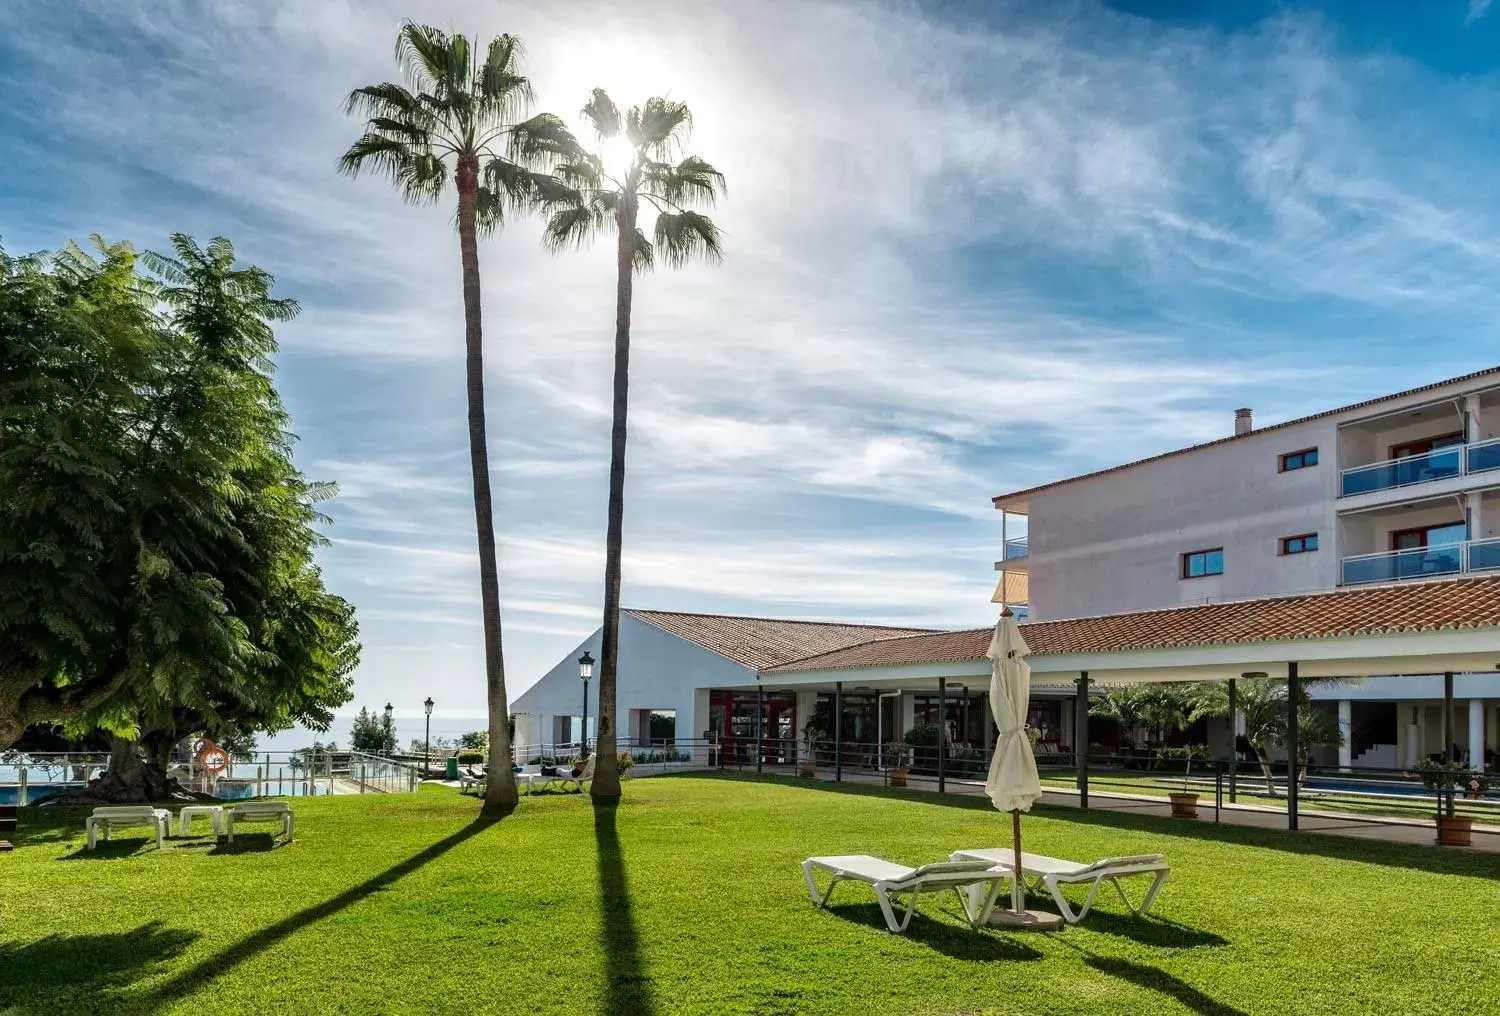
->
xmin=514 ymin=367 xmax=1500 ymax=774
xmin=995 ymin=366 xmax=1500 ymax=770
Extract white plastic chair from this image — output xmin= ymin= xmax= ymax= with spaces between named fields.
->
xmin=951 ymin=849 xmax=1169 ymax=924
xmin=801 ymin=855 xmax=1010 ymax=933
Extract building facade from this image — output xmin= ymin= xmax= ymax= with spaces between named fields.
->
xmin=993 ymin=366 xmax=1500 ymax=769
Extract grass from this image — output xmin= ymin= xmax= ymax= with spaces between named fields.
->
xmin=1 ymin=773 xmax=1496 ymax=1016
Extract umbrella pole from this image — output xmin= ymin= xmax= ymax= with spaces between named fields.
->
xmin=1011 ymin=809 xmax=1024 ymax=913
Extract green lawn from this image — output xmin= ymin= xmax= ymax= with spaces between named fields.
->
xmin=2 ymin=774 xmax=1495 ymax=1016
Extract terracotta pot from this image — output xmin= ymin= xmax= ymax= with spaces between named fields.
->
xmin=1437 ymin=815 xmax=1473 ymax=847
xmin=889 ymin=768 xmax=908 ymax=788
xmin=1169 ymin=792 xmax=1199 ymax=819
xmin=796 ymin=760 xmax=816 ymax=779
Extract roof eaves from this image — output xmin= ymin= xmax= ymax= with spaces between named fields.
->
xmin=992 ymin=365 xmax=1500 ymax=507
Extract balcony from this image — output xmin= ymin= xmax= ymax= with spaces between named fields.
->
xmin=1341 ymin=538 xmax=1500 ymax=585
xmin=1340 ymin=438 xmax=1500 ymax=497
xmin=1004 ymin=537 xmax=1028 ymax=560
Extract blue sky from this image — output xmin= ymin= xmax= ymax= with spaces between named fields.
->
xmin=4 ymin=0 xmax=1500 ymax=724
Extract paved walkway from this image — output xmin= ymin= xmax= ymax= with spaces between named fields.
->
xmin=818 ymin=770 xmax=1500 ymax=853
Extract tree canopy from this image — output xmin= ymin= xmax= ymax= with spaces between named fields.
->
xmin=0 ymin=233 xmax=359 ymax=770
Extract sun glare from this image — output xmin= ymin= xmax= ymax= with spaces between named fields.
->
xmin=599 ymin=134 xmax=638 ymax=179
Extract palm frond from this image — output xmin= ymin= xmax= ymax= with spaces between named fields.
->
xmin=652 ymin=210 xmax=722 ymax=268
xmin=632 ymin=227 xmax=656 ymax=271
xmin=338 ymin=134 xmax=446 ymax=204
xmin=506 ymin=112 xmax=582 ymax=167
xmin=341 ymin=82 xmax=424 ymax=121
xmin=583 ymin=88 xmax=622 ymax=139
xmin=396 ymin=22 xmax=458 ymax=95
xmin=642 ymin=155 xmax=725 ymax=207
xmin=629 ymin=97 xmax=692 ymax=158
xmin=541 ymin=205 xmax=607 ymax=253
xmin=477 ymin=34 xmax=533 ymax=123
xmin=553 ymin=157 xmax=604 ymax=190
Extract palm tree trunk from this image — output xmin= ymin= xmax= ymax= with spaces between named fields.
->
xmin=453 ymin=156 xmax=518 ymax=816
xmin=590 ymin=199 xmax=637 ymax=800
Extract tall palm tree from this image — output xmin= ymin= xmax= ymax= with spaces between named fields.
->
xmin=340 ymin=23 xmax=576 ymax=815
xmin=543 ymin=91 xmax=725 ymax=798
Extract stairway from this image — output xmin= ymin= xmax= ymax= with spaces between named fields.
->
xmin=1353 ymin=743 xmax=1397 ymax=768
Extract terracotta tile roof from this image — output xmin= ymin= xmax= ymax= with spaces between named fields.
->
xmin=625 ymin=609 xmax=937 ymax=670
xmin=766 ymin=628 xmax=993 ymax=672
xmin=992 ymin=365 xmax=1500 ymax=508
xmin=766 ymin=578 xmax=1500 ymax=672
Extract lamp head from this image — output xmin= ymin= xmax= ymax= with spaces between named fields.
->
xmin=423 ymin=696 xmax=434 ymax=716
xmin=578 ymin=651 xmax=595 ymax=681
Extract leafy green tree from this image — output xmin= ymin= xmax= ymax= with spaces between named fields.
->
xmin=351 ymin=707 xmax=398 ymax=754
xmin=458 ymin=729 xmax=488 ymax=751
xmin=544 ymin=92 xmax=725 ymax=798
xmin=1 ymin=234 xmax=359 ymax=800
xmin=340 ymin=22 xmax=576 ymax=816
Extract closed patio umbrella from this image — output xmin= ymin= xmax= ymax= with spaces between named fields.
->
xmin=985 ymin=608 xmax=1062 ymax=929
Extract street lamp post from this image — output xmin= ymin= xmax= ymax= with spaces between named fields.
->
xmin=423 ymin=696 xmax=434 ymax=776
xmin=383 ymin=702 xmax=394 ymax=757
xmin=578 ymin=651 xmax=594 ymax=759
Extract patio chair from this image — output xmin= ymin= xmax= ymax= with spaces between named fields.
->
xmin=546 ymin=756 xmax=595 ymax=792
xmin=85 ymin=806 xmax=171 ymax=851
xmin=950 ymin=849 xmax=1169 ymax=924
xmin=458 ymin=766 xmax=487 ymax=794
xmin=800 ymin=855 xmax=1010 ymax=933
xmin=226 ymin=801 xmax=294 ymax=843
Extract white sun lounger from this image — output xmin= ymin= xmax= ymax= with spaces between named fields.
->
xmin=226 ymin=801 xmax=294 ymax=843
xmin=545 ymin=756 xmax=595 ymax=792
xmin=950 ymin=849 xmax=1169 ymax=924
xmin=85 ymin=806 xmax=171 ymax=850
xmin=801 ymin=855 xmax=1011 ymax=933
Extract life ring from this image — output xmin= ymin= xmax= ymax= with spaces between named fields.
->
xmin=195 ymin=740 xmax=230 ymax=774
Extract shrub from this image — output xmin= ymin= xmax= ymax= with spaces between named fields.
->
xmin=902 ymin=723 xmax=940 ymax=747
xmin=456 ymin=751 xmax=484 ymax=765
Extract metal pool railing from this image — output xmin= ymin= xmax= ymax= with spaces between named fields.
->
xmin=0 ymin=748 xmax=422 ymax=803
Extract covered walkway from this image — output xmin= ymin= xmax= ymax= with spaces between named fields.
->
xmin=730 ymin=577 xmax=1500 ymax=841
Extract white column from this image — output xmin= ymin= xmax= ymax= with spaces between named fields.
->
xmin=1337 ymin=700 xmax=1353 ymax=771
xmin=1470 ymin=698 xmax=1487 ymax=770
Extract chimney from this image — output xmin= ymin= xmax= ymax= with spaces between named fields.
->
xmin=1234 ymin=407 xmax=1253 ymax=436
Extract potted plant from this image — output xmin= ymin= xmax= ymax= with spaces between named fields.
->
xmin=797 ymin=717 xmax=827 ymax=778
xmin=1168 ymin=782 xmax=1199 ymax=819
xmin=883 ymin=744 xmax=909 ymax=788
xmin=1416 ymin=760 xmax=1487 ymax=846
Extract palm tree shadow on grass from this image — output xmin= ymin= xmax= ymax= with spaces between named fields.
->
xmin=594 ymin=799 xmax=655 ymax=1016
xmin=0 ymin=921 xmax=198 ymax=1016
xmin=1074 ymin=910 xmax=1228 ymax=949
xmin=127 ymin=815 xmax=498 ymax=1014
xmin=1084 ymin=956 xmax=1249 ymax=1016
xmin=820 ymin=903 xmax=1043 ymax=962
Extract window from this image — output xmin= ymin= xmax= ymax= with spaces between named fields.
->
xmin=1391 ymin=432 xmax=1464 ymax=460
xmin=1181 ymin=548 xmax=1224 ymax=579
xmin=1280 ymin=533 xmax=1319 ymax=555
xmin=1279 ymin=448 xmax=1319 ymax=472
xmin=1390 ymin=521 xmax=1466 ymax=551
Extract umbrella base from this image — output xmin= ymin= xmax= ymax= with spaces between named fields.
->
xmin=986 ymin=908 xmax=1065 ymax=931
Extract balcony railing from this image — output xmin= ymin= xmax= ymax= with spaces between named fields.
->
xmin=1341 ymin=537 xmax=1500 ymax=585
xmin=1340 ymin=437 xmax=1500 ymax=497
xmin=1004 ymin=537 xmax=1029 ymax=559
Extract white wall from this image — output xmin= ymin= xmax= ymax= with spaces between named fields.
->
xmin=511 ymin=613 xmax=757 ymax=759
xmin=1019 ymin=375 xmax=1500 ymax=620
xmin=1026 ymin=417 xmax=1339 ymax=619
